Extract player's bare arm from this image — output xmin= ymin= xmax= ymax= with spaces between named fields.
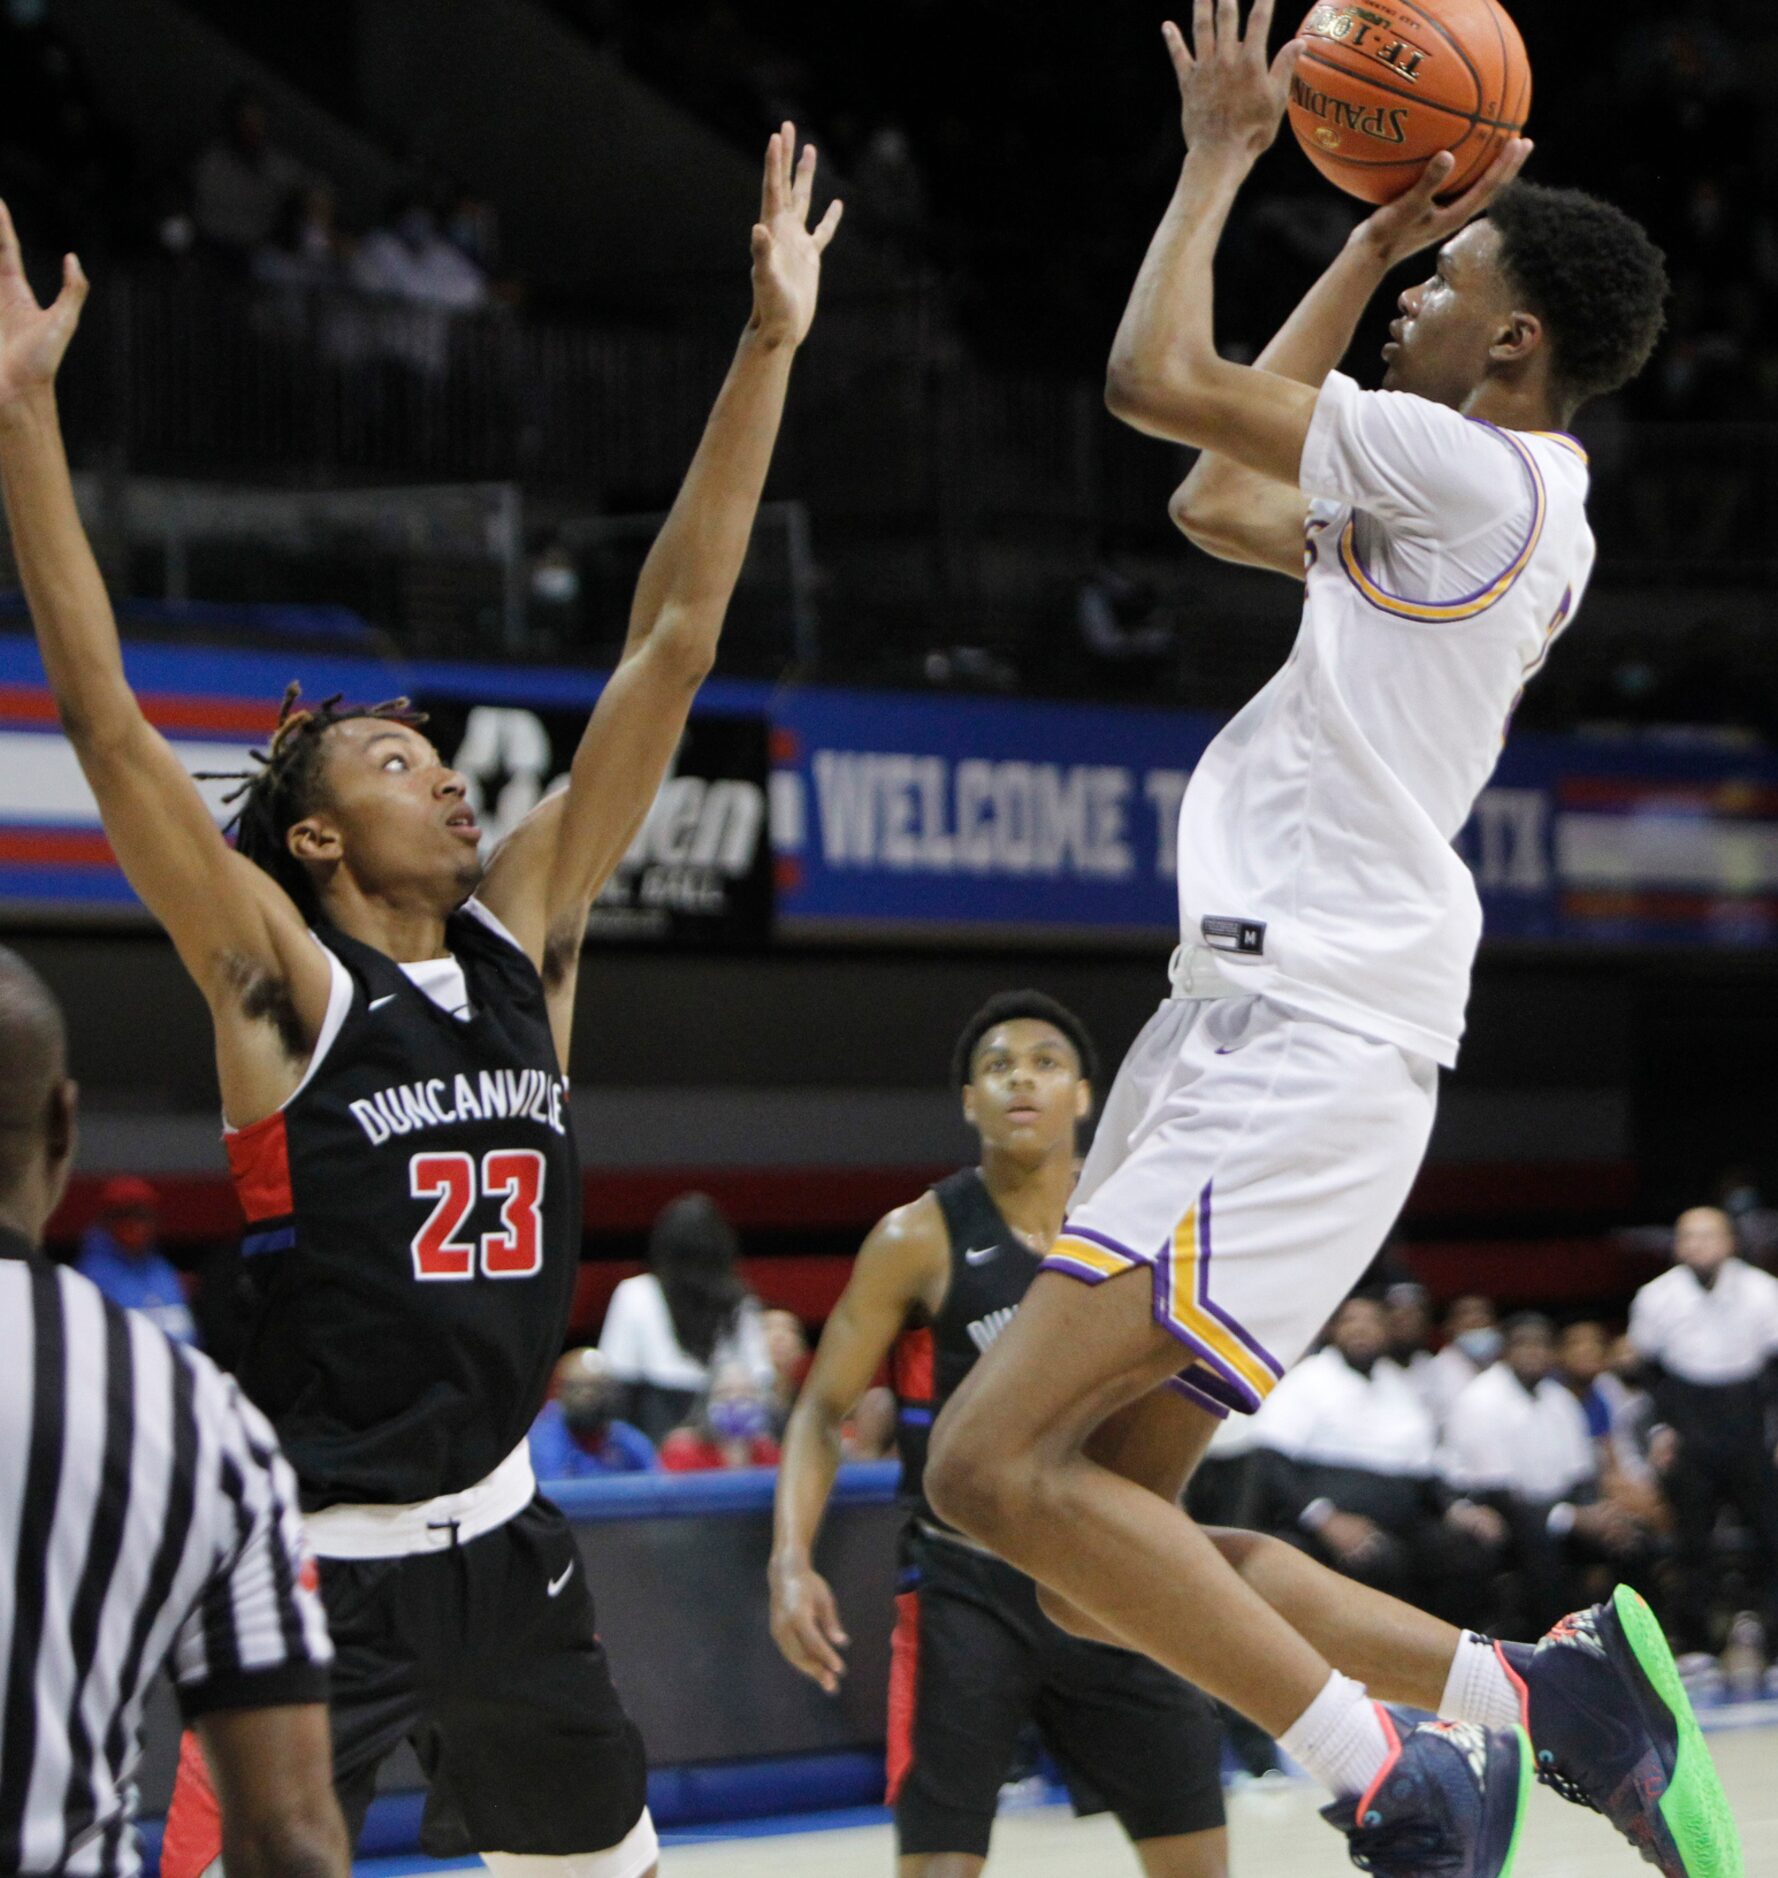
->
xmin=1171 ymin=140 xmax=1530 ymax=577
xmin=769 ymin=1194 xmax=950 ymax=1693
xmin=477 ymin=126 xmax=841 ymax=1062
xmin=0 ymin=204 xmax=333 ymax=1126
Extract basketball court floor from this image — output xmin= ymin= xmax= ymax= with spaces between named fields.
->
xmin=366 ymin=1714 xmax=1778 ymax=1877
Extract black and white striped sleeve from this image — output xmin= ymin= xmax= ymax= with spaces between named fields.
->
xmin=166 ymin=1363 xmax=332 ymax=1718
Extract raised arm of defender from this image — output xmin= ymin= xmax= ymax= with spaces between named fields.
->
xmin=769 ymin=1197 xmax=949 ymax=1692
xmin=476 ymin=127 xmax=841 ymax=1046
xmin=0 ymin=206 xmax=333 ymax=1119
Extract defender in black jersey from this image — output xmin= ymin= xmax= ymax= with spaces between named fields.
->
xmin=771 ymin=994 xmax=1227 ymax=1877
xmin=1 ymin=128 xmax=842 ymax=1878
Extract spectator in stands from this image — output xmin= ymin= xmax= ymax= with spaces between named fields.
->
xmin=1629 ymin=1205 xmax=1778 ymax=1655
xmin=598 ymin=1192 xmax=774 ymax=1441
xmin=1250 ymin=1296 xmax=1506 ymax=1626
xmin=762 ymin=1306 xmax=810 ymax=1434
xmin=1444 ymin=1313 xmax=1652 ymax=1631
xmin=1074 ymin=533 xmax=1175 ymax=670
xmin=191 ymin=87 xmax=309 ymax=256
xmin=528 ymin=1347 xmax=656 ymax=1479
xmin=660 ymin=1361 xmax=782 ymax=1472
xmin=352 ymin=190 xmax=488 ymax=312
xmin=1384 ymin=1280 xmax=1436 ymax=1394
xmin=250 ymin=184 xmax=344 ymax=294
xmin=1421 ymin=1292 xmax=1502 ymax=1429
xmin=1560 ymin=1318 xmax=1670 ymax=1532
xmin=75 ymin=1175 xmax=198 ymax=1347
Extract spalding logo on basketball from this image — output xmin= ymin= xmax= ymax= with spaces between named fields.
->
xmin=1287 ymin=0 xmax=1530 ymax=203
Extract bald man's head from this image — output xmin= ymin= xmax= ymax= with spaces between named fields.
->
xmin=0 ymin=947 xmax=75 ymax=1235
xmin=1673 ymin=1205 xmax=1736 ymax=1281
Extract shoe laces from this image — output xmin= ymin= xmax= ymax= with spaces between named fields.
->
xmin=1534 ymin=1748 xmax=1602 ymax=1815
xmin=1345 ymin=1814 xmax=1465 ymax=1875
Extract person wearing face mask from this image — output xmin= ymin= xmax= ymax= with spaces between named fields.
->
xmin=660 ymin=1361 xmax=781 ymax=1472
xmin=530 ymin=1348 xmax=657 ymax=1479
xmin=1419 ymin=1293 xmax=1504 ymax=1433
xmin=75 ymin=1172 xmax=200 ymax=1346
xmin=1629 ymin=1206 xmax=1778 ymax=1658
xmin=1250 ymin=1295 xmax=1506 ymax=1625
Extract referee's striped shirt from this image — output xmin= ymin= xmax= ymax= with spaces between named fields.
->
xmin=0 ymin=1227 xmax=331 ymax=1877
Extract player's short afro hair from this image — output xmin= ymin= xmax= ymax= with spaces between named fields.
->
xmin=1486 ymin=182 xmax=1668 ymax=412
xmin=951 ymin=990 xmax=1099 ymax=1090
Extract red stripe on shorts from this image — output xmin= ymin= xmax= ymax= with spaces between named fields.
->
xmin=160 ymin=1731 xmax=222 ymax=1878
xmin=891 ymin=1327 xmax=935 ymax=1405
xmin=885 ymin=1588 xmax=921 ymax=1804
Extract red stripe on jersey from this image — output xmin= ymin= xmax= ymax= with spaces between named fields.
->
xmin=885 ymin=1588 xmax=921 ymax=1804
xmin=891 ymin=1326 xmax=935 ymax=1405
xmin=160 ymin=1732 xmax=222 ymax=1878
xmin=225 ymin=1109 xmax=294 ymax=1222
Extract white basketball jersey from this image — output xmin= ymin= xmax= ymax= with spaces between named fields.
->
xmin=1176 ymin=370 xmax=1595 ymax=1067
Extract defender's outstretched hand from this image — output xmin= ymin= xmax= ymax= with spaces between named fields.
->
xmin=1164 ymin=0 xmax=1304 ymax=161
xmin=750 ymin=122 xmax=843 ymax=349
xmin=0 ymin=203 xmax=86 ymax=409
xmin=1353 ymin=138 xmax=1534 ymax=269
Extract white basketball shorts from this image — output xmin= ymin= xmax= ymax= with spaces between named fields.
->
xmin=1043 ymin=988 xmax=1438 ymax=1419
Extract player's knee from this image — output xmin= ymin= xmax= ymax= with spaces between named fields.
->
xmin=926 ymin=1404 xmax=1025 ymax=1541
xmin=1034 ymin=1582 xmax=1110 ymax=1642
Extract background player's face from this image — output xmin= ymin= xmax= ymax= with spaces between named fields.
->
xmin=1381 ymin=220 xmax=1522 ymax=408
xmin=293 ymin=719 xmax=484 ymax=913
xmin=961 ymin=1019 xmax=1089 ymax=1163
xmin=1673 ymin=1204 xmax=1736 ymax=1278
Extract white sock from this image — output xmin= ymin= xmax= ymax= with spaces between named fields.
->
xmin=1440 ymin=1631 xmax=1527 ymax=1730
xmin=1278 ymin=1670 xmax=1394 ymax=1800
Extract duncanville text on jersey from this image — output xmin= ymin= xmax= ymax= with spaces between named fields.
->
xmin=350 ymin=1068 xmax=571 ymax=1146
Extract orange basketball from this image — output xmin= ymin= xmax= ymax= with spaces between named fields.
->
xmin=1286 ymin=0 xmax=1530 ymax=205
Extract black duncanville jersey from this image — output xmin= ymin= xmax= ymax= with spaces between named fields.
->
xmin=225 ymin=900 xmax=579 ymax=1511
xmin=892 ymin=1168 xmax=1044 ymax=1530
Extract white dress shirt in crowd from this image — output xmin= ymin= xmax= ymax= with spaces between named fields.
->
xmin=1254 ymin=1347 xmax=1440 ymax=1476
xmin=1628 ymin=1258 xmax=1778 ymax=1387
xmin=1441 ymin=1363 xmax=1597 ymax=1503
xmin=1419 ymin=1342 xmax=1486 ymax=1429
xmin=597 ymin=1271 xmax=774 ymax=1394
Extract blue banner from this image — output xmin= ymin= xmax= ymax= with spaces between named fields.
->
xmin=769 ymin=687 xmax=1778 ymax=949
xmin=4 ymin=632 xmax=1776 ymax=949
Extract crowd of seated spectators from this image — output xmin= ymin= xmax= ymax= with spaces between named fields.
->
xmin=1210 ymin=1206 xmax=1778 ymax=1696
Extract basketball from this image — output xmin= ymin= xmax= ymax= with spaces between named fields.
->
xmin=1287 ymin=0 xmax=1530 ymax=205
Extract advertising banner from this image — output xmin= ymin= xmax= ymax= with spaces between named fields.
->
xmin=0 ymin=634 xmax=773 ymax=945
xmin=3 ymin=633 xmax=1775 ymax=950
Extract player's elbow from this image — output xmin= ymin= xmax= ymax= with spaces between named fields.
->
xmin=1169 ymin=483 xmax=1242 ymax=557
xmin=1105 ymin=361 xmax=1206 ymax=438
xmin=641 ymin=604 xmax=720 ymax=688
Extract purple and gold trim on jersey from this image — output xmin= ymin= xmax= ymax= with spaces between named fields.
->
xmin=1337 ymin=423 xmax=1547 ymax=623
xmin=1045 ymin=1184 xmax=1285 ymax=1417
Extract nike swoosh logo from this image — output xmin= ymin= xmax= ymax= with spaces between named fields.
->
xmin=1215 ymin=1044 xmax=1242 ymax=1055
xmin=547 ymin=1562 xmax=575 ymax=1597
xmin=369 ymin=994 xmax=398 ymax=1011
xmin=964 ymin=1245 xmax=1000 ymax=1266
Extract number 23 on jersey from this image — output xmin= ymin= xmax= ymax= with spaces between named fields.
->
xmin=409 ymin=1149 xmax=547 ymax=1281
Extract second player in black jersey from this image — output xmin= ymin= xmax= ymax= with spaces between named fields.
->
xmin=5 ymin=126 xmax=843 ymax=1878
xmin=771 ymin=993 xmax=1227 ymax=1878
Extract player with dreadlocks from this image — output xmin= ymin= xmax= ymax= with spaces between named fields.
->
xmin=0 ymin=127 xmax=840 ymax=1878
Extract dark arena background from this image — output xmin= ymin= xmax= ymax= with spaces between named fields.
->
xmin=3 ymin=0 xmax=1777 ymax=1873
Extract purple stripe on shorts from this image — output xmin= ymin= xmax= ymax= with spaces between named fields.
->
xmin=1057 ymin=1222 xmax=1150 ymax=1265
xmin=1164 ymin=1372 xmax=1232 ymax=1420
xmin=1040 ymin=1253 xmax=1119 ymax=1287
xmin=1194 ymin=1183 xmax=1284 ymax=1381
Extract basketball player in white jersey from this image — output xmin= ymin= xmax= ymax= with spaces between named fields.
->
xmin=927 ymin=7 xmax=1736 ymax=1877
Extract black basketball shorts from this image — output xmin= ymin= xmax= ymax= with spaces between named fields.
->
xmin=321 ymin=1496 xmax=648 ymax=1858
xmin=886 ymin=1523 xmax=1226 ymax=1858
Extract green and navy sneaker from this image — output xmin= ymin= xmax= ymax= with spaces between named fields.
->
xmin=1509 ymin=1585 xmax=1743 ymax=1877
xmin=1320 ymin=1711 xmax=1532 ymax=1877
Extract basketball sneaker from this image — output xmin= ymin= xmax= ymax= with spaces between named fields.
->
xmin=1319 ymin=1711 xmax=1531 ymax=1877
xmin=1510 ymin=1584 xmax=1743 ymax=1878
